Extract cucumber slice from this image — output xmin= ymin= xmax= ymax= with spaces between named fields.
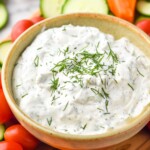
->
xmin=135 ymin=15 xmax=150 ymax=23
xmin=62 ymin=0 xmax=109 ymax=15
xmin=137 ymin=0 xmax=150 ymax=16
xmin=0 ymin=124 xmax=5 ymax=141
xmin=40 ymin=0 xmax=66 ymax=18
xmin=0 ymin=1 xmax=8 ymax=29
xmin=0 ymin=41 xmax=12 ymax=69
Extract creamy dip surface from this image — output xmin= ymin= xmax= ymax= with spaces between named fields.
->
xmin=12 ymin=25 xmax=150 ymax=135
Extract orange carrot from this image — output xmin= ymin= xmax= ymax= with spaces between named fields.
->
xmin=107 ymin=0 xmax=137 ymax=22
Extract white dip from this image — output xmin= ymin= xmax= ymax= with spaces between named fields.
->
xmin=12 ymin=25 xmax=150 ymax=135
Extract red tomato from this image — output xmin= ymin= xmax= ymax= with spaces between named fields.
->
xmin=136 ymin=20 xmax=150 ymax=36
xmin=0 ymin=141 xmax=23 ymax=150
xmin=11 ymin=20 xmax=33 ymax=42
xmin=0 ymin=73 xmax=2 ymax=89
xmin=0 ymin=89 xmax=13 ymax=123
xmin=31 ymin=16 xmax=45 ymax=24
xmin=147 ymin=121 xmax=150 ymax=131
xmin=4 ymin=124 xmax=39 ymax=150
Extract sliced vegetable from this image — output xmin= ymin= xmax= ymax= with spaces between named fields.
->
xmin=31 ymin=16 xmax=45 ymax=24
xmin=11 ymin=20 xmax=34 ymax=41
xmin=62 ymin=0 xmax=108 ymax=14
xmin=0 ymin=89 xmax=13 ymax=124
xmin=0 ymin=1 xmax=8 ymax=29
xmin=135 ymin=15 xmax=150 ymax=23
xmin=0 ymin=124 xmax=5 ymax=141
xmin=107 ymin=0 xmax=137 ymax=22
xmin=4 ymin=124 xmax=39 ymax=150
xmin=136 ymin=19 xmax=150 ymax=35
xmin=137 ymin=0 xmax=150 ymax=16
xmin=0 ymin=141 xmax=23 ymax=150
xmin=40 ymin=0 xmax=66 ymax=18
xmin=0 ymin=41 xmax=12 ymax=68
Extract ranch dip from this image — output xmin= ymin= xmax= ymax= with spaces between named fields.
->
xmin=12 ymin=25 xmax=150 ymax=135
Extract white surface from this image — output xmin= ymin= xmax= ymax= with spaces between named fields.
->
xmin=0 ymin=0 xmax=39 ymax=40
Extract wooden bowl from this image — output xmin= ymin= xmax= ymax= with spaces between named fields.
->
xmin=2 ymin=13 xmax=150 ymax=150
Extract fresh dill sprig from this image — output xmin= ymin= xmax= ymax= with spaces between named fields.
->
xmin=64 ymin=47 xmax=69 ymax=56
xmin=50 ymin=74 xmax=59 ymax=93
xmin=91 ymin=88 xmax=105 ymax=99
xmin=102 ymin=88 xmax=109 ymax=99
xmin=107 ymin=42 xmax=119 ymax=63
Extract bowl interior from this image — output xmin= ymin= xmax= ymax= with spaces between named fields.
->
xmin=2 ymin=13 xmax=150 ymax=140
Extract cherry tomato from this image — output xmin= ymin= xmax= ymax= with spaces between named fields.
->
xmin=11 ymin=20 xmax=33 ymax=42
xmin=0 ymin=73 xmax=2 ymax=89
xmin=0 ymin=141 xmax=23 ymax=150
xmin=4 ymin=124 xmax=39 ymax=150
xmin=31 ymin=16 xmax=45 ymax=24
xmin=147 ymin=121 xmax=150 ymax=131
xmin=0 ymin=89 xmax=13 ymax=124
xmin=136 ymin=20 xmax=150 ymax=36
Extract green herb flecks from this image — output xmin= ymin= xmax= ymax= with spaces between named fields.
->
xmin=37 ymin=47 xmax=42 ymax=50
xmin=21 ymin=93 xmax=28 ymax=98
xmin=64 ymin=47 xmax=69 ymax=56
xmin=137 ymin=68 xmax=144 ymax=77
xmin=16 ymin=84 xmax=21 ymax=87
xmin=63 ymin=101 xmax=69 ymax=111
xmin=107 ymin=42 xmax=119 ymax=64
xmin=128 ymin=83 xmax=134 ymax=91
xmin=81 ymin=123 xmax=87 ymax=130
xmin=91 ymin=87 xmax=109 ymax=113
xmin=47 ymin=117 xmax=52 ymax=126
xmin=34 ymin=56 xmax=39 ymax=67
xmin=50 ymin=74 xmax=59 ymax=93
xmin=51 ymin=95 xmax=59 ymax=105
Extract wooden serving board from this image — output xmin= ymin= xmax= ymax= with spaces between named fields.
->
xmin=1 ymin=10 xmax=150 ymax=150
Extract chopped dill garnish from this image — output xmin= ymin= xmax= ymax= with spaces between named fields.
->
xmin=21 ymin=93 xmax=28 ymax=98
xmin=91 ymin=88 xmax=104 ymax=99
xmin=64 ymin=47 xmax=69 ymax=56
xmin=97 ymin=108 xmax=104 ymax=111
xmin=37 ymin=47 xmax=42 ymax=50
xmin=137 ymin=68 xmax=144 ymax=77
xmin=107 ymin=42 xmax=119 ymax=63
xmin=50 ymin=74 xmax=59 ymax=93
xmin=81 ymin=123 xmax=87 ymax=130
xmin=16 ymin=84 xmax=21 ymax=87
xmin=63 ymin=101 xmax=69 ymax=111
xmin=51 ymin=95 xmax=59 ymax=105
xmin=105 ymin=100 xmax=109 ymax=113
xmin=62 ymin=27 xmax=66 ymax=31
xmin=128 ymin=83 xmax=134 ymax=91
xmin=34 ymin=56 xmax=39 ymax=67
xmin=47 ymin=117 xmax=52 ymax=126
xmin=102 ymin=88 xmax=109 ymax=99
